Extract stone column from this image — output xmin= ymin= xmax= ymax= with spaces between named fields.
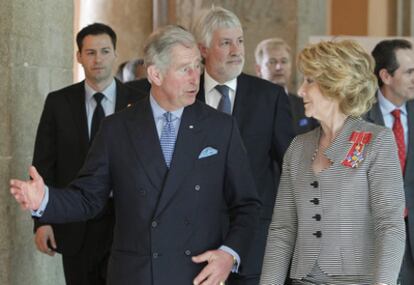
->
xmin=0 ymin=0 xmax=73 ymax=284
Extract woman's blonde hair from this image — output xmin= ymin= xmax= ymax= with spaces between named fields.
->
xmin=297 ymin=40 xmax=377 ymax=117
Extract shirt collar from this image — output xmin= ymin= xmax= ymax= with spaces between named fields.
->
xmin=377 ymin=89 xmax=407 ymax=116
xmin=149 ymin=94 xmax=184 ymax=120
xmin=204 ymin=71 xmax=237 ymax=93
xmin=84 ymin=78 xmax=116 ymax=103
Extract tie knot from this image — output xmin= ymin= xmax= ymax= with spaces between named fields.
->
xmin=94 ymin=93 xmax=104 ymax=104
xmin=215 ymin=85 xmax=230 ymax=97
xmin=163 ymin=112 xmax=174 ymax=123
xmin=391 ymin=109 xmax=401 ymax=119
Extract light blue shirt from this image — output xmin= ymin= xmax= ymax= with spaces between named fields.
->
xmin=150 ymin=94 xmax=183 ymax=139
xmin=85 ymin=79 xmax=117 ymax=138
xmin=377 ymin=90 xmax=408 ymax=147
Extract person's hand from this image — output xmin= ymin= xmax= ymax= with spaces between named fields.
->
xmin=10 ymin=166 xmax=45 ymax=210
xmin=35 ymin=225 xmax=57 ymax=256
xmin=192 ymin=249 xmax=234 ymax=285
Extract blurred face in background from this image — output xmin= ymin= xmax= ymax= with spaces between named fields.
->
xmin=256 ymin=46 xmax=291 ymax=89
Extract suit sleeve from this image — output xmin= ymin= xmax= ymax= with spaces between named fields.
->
xmin=260 ymin=139 xmax=297 ymax=285
xmin=271 ymin=89 xmax=295 ymax=170
xmin=38 ymin=120 xmax=112 ymax=224
xmin=368 ymin=128 xmax=406 ymax=285
xmin=32 ymin=94 xmax=57 ymax=231
xmin=222 ymin=118 xmax=261 ymax=261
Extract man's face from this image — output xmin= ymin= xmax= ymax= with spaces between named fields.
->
xmin=256 ymin=47 xmax=292 ymax=88
xmin=383 ymin=48 xmax=414 ymax=106
xmin=77 ymin=34 xmax=117 ymax=84
xmin=151 ymin=45 xmax=201 ymax=111
xmin=201 ymin=27 xmax=244 ymax=83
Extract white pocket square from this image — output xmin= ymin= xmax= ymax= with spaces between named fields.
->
xmin=198 ymin=147 xmax=218 ymax=159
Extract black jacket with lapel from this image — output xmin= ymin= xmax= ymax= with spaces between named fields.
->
xmin=32 ymin=79 xmax=144 ymax=255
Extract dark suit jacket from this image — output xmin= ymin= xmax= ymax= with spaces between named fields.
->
xmin=365 ymin=99 xmax=414 ymax=258
xmin=126 ymin=78 xmax=151 ymax=94
xmin=197 ymin=73 xmax=294 ymax=218
xmin=37 ymin=98 xmax=261 ymax=285
xmin=32 ymin=79 xmax=144 ymax=255
xmin=288 ymin=92 xmax=319 ymax=135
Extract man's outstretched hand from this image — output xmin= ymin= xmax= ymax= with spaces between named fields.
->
xmin=10 ymin=166 xmax=45 ymax=211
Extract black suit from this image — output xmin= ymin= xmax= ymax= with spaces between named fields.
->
xmin=32 ymin=79 xmax=144 ymax=285
xmin=126 ymin=78 xmax=151 ymax=93
xmin=365 ymin=98 xmax=414 ymax=285
xmin=288 ymin=92 xmax=318 ymax=135
xmin=197 ymin=73 xmax=295 ymax=284
xmin=36 ymin=98 xmax=261 ymax=285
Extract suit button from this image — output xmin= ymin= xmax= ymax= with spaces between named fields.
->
xmin=312 ymin=214 xmax=321 ymax=221
xmin=313 ymin=231 xmax=322 ymax=238
xmin=185 ymin=250 xmax=191 ymax=256
xmin=139 ymin=189 xmax=146 ymax=196
xmin=310 ymin=198 xmax=319 ymax=205
xmin=310 ymin=181 xmax=319 ymax=188
xmin=151 ymin=221 xmax=158 ymax=228
xmin=153 ymin=252 xmax=159 ymax=258
xmin=194 ymin=185 xmax=201 ymax=191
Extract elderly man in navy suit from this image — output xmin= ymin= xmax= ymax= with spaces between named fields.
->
xmin=192 ymin=6 xmax=295 ymax=285
xmin=366 ymin=39 xmax=414 ymax=285
xmin=10 ymin=25 xmax=260 ymax=285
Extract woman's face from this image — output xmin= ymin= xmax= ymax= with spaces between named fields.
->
xmin=298 ymin=76 xmax=339 ymax=121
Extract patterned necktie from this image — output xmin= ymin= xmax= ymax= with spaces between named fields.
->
xmin=160 ymin=112 xmax=176 ymax=168
xmin=391 ymin=109 xmax=406 ymax=174
xmin=215 ymin=85 xmax=231 ymax=114
xmin=90 ymin=93 xmax=105 ymax=142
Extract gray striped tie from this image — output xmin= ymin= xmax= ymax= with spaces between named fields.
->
xmin=160 ymin=112 xmax=176 ymax=168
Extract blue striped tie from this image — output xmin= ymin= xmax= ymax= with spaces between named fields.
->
xmin=215 ymin=85 xmax=231 ymax=114
xmin=160 ymin=112 xmax=176 ymax=168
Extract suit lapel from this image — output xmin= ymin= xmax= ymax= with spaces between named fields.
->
xmin=124 ymin=98 xmax=167 ymax=192
xmin=232 ymin=74 xmax=251 ymax=132
xmin=66 ymin=81 xmax=90 ymax=151
xmin=366 ymin=101 xmax=385 ymax=126
xmin=154 ymin=103 xmax=207 ymax=217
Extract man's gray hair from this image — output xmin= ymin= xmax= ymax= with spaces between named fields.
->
xmin=144 ymin=25 xmax=197 ymax=71
xmin=192 ymin=6 xmax=242 ymax=48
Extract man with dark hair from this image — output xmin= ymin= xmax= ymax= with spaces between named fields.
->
xmin=192 ymin=7 xmax=295 ymax=285
xmin=32 ymin=22 xmax=144 ymax=285
xmin=367 ymin=39 xmax=414 ymax=285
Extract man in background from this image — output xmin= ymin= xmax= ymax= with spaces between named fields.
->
xmin=32 ymin=23 xmax=144 ymax=285
xmin=192 ymin=7 xmax=295 ymax=285
xmin=255 ymin=37 xmax=318 ymax=134
xmin=367 ymin=39 xmax=414 ymax=285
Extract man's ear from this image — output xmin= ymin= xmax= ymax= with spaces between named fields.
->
xmin=198 ymin=43 xmax=208 ymax=58
xmin=147 ymin=65 xmax=163 ymax=86
xmin=76 ymin=51 xmax=82 ymax=64
xmin=255 ymin=64 xmax=262 ymax=77
xmin=379 ymin=68 xmax=392 ymax=85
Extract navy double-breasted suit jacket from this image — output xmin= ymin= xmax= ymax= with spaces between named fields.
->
xmin=37 ymin=97 xmax=261 ymax=285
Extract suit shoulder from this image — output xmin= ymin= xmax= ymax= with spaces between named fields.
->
xmin=194 ymin=100 xmax=233 ymax=121
xmin=239 ymin=73 xmax=285 ymax=94
xmin=47 ymin=82 xmax=83 ymax=97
